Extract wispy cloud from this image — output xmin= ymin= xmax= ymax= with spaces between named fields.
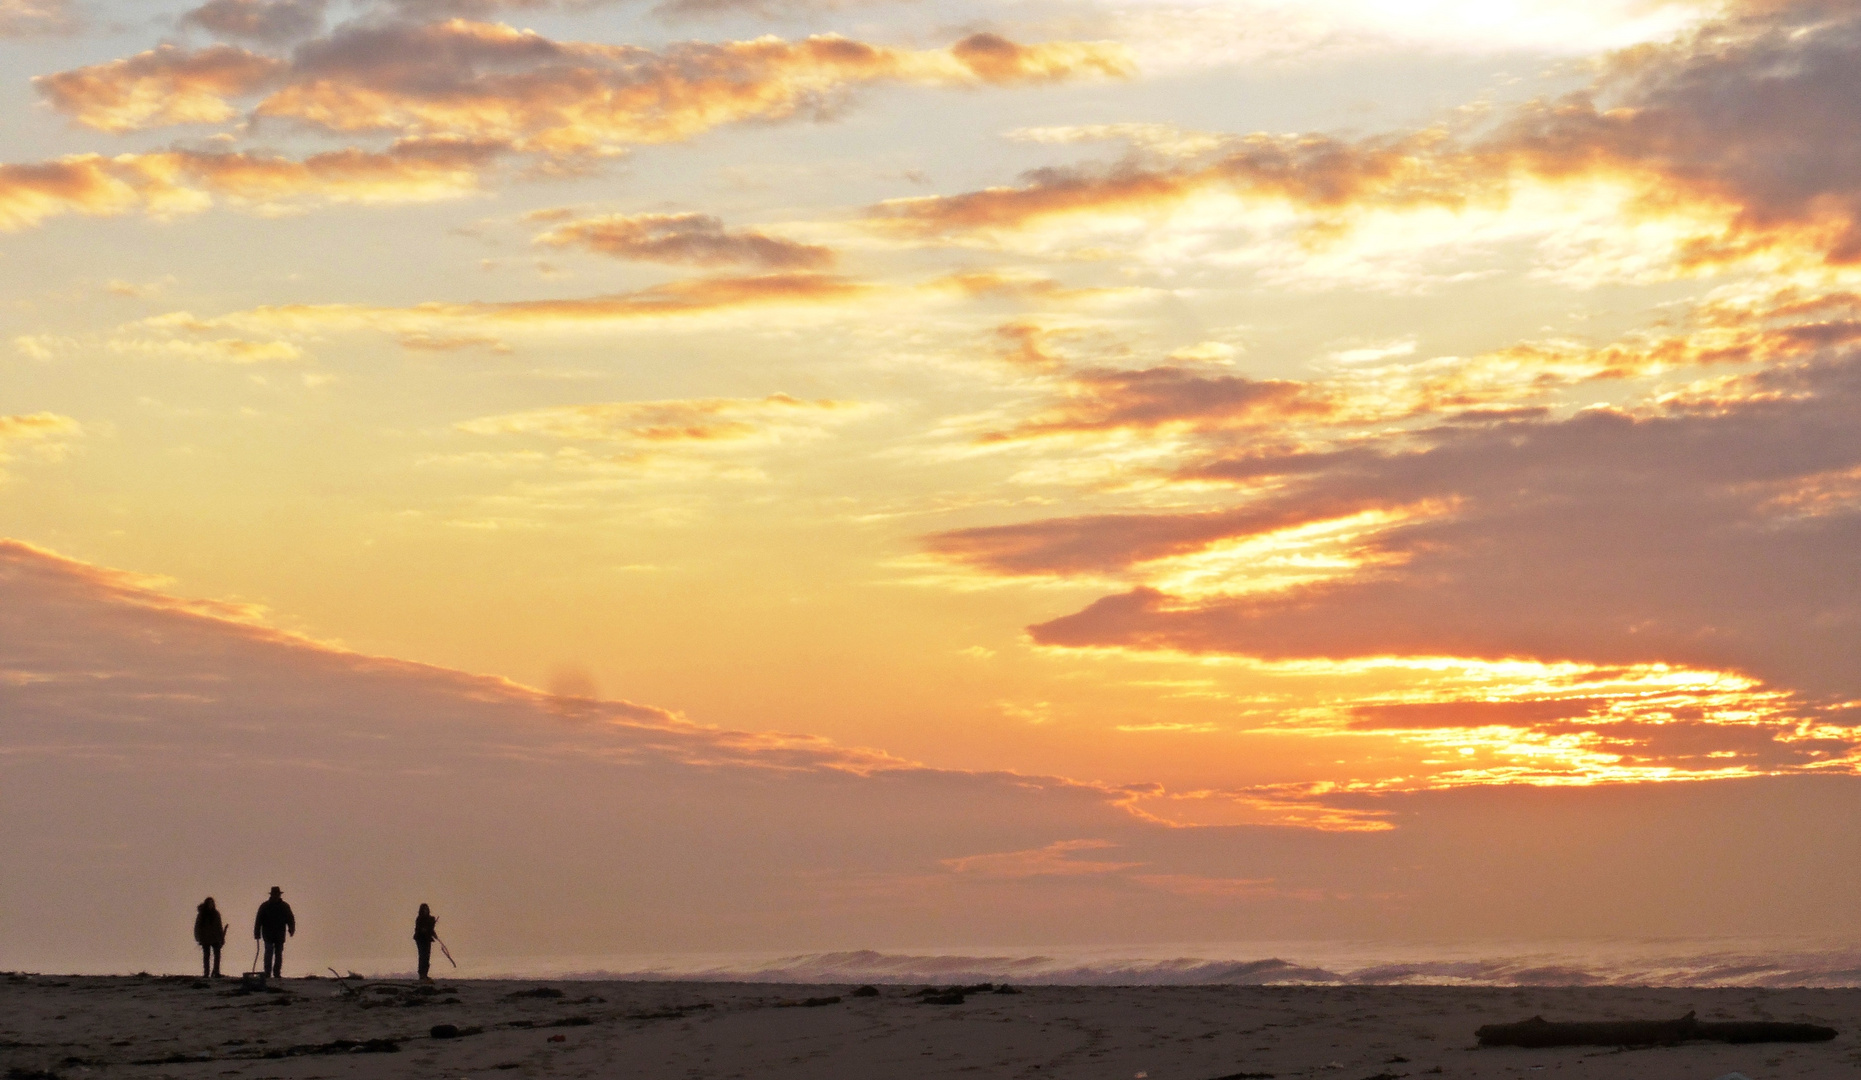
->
xmin=533 ymin=211 xmax=834 ymax=269
xmin=37 ymin=22 xmax=1130 ymax=152
xmin=0 ymin=0 xmax=77 ymax=37
xmin=0 ymin=413 xmax=82 ymax=480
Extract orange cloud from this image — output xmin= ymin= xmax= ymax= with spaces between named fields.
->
xmin=947 ymin=33 xmax=1133 ymax=85
xmin=34 ymin=44 xmax=285 ymax=133
xmin=534 ymin=211 xmax=833 ymax=269
xmin=991 ymin=320 xmax=1067 ymax=369
xmin=980 ymin=365 xmax=1332 ymax=443
xmin=941 ymin=839 xmax=1144 ymax=878
xmin=153 ymin=272 xmax=872 ymax=349
xmin=0 ymin=141 xmax=504 ymax=231
xmin=0 ymin=412 xmax=81 ymax=479
xmin=869 ymin=3 xmax=1861 ymax=270
xmin=181 ymin=0 xmax=327 ymax=44
xmin=35 ymin=21 xmax=1128 ymax=157
xmin=256 ymin=25 xmax=1130 ymax=154
xmin=456 ymin=393 xmax=858 ymax=445
xmin=869 ymin=130 xmax=1469 ymax=238
xmin=0 ymin=0 xmax=76 ymax=36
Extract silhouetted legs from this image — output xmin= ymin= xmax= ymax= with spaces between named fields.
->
xmin=263 ymin=939 xmax=285 ymax=977
xmin=200 ymin=945 xmax=221 ymax=978
xmin=416 ymin=940 xmax=431 ymax=980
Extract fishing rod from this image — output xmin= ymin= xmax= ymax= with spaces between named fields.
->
xmin=435 ymin=934 xmax=457 ymax=969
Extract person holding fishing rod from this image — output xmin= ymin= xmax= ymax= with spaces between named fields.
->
xmin=413 ymin=903 xmax=455 ymax=981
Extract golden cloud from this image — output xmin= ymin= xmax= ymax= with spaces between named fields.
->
xmin=979 ymin=365 xmax=1333 ymax=444
xmin=868 ymin=3 xmax=1861 ymax=271
xmin=534 ymin=211 xmax=833 ymax=269
xmin=0 ymin=412 xmax=82 ymax=479
xmin=156 ymin=272 xmax=871 ymax=345
xmin=181 ymin=0 xmax=327 ymax=44
xmin=0 ymin=0 xmax=76 ymax=36
xmin=940 ymin=838 xmax=1143 ymax=878
xmin=868 ymin=130 xmax=1468 ymax=238
xmin=456 ymin=393 xmax=859 ymax=446
xmin=34 ymin=44 xmax=285 ymax=133
xmin=37 ymin=21 xmax=1129 ymax=157
xmin=0 ymin=141 xmax=504 ymax=232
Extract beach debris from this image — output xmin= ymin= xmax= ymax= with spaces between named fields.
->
xmin=258 ymin=1038 xmax=400 ymax=1057
xmin=851 ymin=985 xmax=880 ymax=997
xmin=1475 ymin=1012 xmax=1837 ymax=1048
xmin=915 ymin=984 xmax=993 ymax=1005
xmin=627 ymin=1003 xmax=713 ymax=1020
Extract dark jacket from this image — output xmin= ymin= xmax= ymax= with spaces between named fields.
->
xmin=254 ymin=897 xmax=295 ymax=942
xmin=414 ymin=913 xmax=437 ymax=943
xmin=194 ymin=904 xmax=227 ymax=947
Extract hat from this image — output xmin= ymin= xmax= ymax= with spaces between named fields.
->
xmin=269 ymin=886 xmax=283 ymax=896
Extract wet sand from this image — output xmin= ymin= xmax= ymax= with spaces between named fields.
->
xmin=3 ymin=974 xmax=1858 ymax=1080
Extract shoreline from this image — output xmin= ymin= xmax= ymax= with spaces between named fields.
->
xmin=4 ymin=974 xmax=1857 ymax=1078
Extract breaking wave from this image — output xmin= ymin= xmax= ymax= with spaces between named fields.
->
xmin=474 ymin=939 xmax=1861 ymax=988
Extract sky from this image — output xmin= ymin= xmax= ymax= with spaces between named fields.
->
xmin=5 ymin=0 xmax=1861 ymax=974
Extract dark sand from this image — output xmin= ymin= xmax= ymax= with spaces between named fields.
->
xmin=3 ymin=974 xmax=1857 ymax=1079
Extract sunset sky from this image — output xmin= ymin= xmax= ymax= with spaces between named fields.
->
xmin=6 ymin=0 xmax=1861 ymax=973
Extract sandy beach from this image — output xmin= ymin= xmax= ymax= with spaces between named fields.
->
xmin=3 ymin=975 xmax=1857 ymax=1080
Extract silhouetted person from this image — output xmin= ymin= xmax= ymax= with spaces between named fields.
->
xmin=413 ymin=903 xmax=438 ymax=982
xmin=254 ymin=886 xmax=295 ymax=978
xmin=193 ymin=897 xmax=227 ymax=978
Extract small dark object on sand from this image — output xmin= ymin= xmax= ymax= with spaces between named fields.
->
xmin=850 ymin=985 xmax=880 ymax=997
xmin=802 ymin=996 xmax=841 ymax=1007
xmin=920 ymin=991 xmax=966 ymax=1005
xmin=240 ymin=973 xmax=266 ymax=991
xmin=431 ymin=1025 xmax=460 ymax=1039
xmin=994 ymin=985 xmax=1022 ymax=995
xmin=1476 ymin=1011 xmax=1837 ymax=1048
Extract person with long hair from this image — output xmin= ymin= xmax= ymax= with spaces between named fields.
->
xmin=193 ymin=897 xmax=227 ymax=978
xmin=413 ymin=903 xmax=438 ymax=982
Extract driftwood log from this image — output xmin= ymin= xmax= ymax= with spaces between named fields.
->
xmin=1476 ymin=1011 xmax=1836 ymax=1048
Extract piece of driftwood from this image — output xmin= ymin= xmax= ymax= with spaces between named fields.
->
xmin=1476 ymin=1011 xmax=1836 ymax=1048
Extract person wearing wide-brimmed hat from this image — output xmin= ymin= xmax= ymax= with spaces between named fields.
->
xmin=253 ymin=887 xmax=295 ymax=978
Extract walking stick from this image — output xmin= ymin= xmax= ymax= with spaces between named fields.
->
xmin=250 ymin=940 xmax=261 ymax=974
xmin=435 ymin=934 xmax=457 ymax=968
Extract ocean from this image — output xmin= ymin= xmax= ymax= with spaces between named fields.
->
xmin=440 ymin=939 xmax=1861 ymax=988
